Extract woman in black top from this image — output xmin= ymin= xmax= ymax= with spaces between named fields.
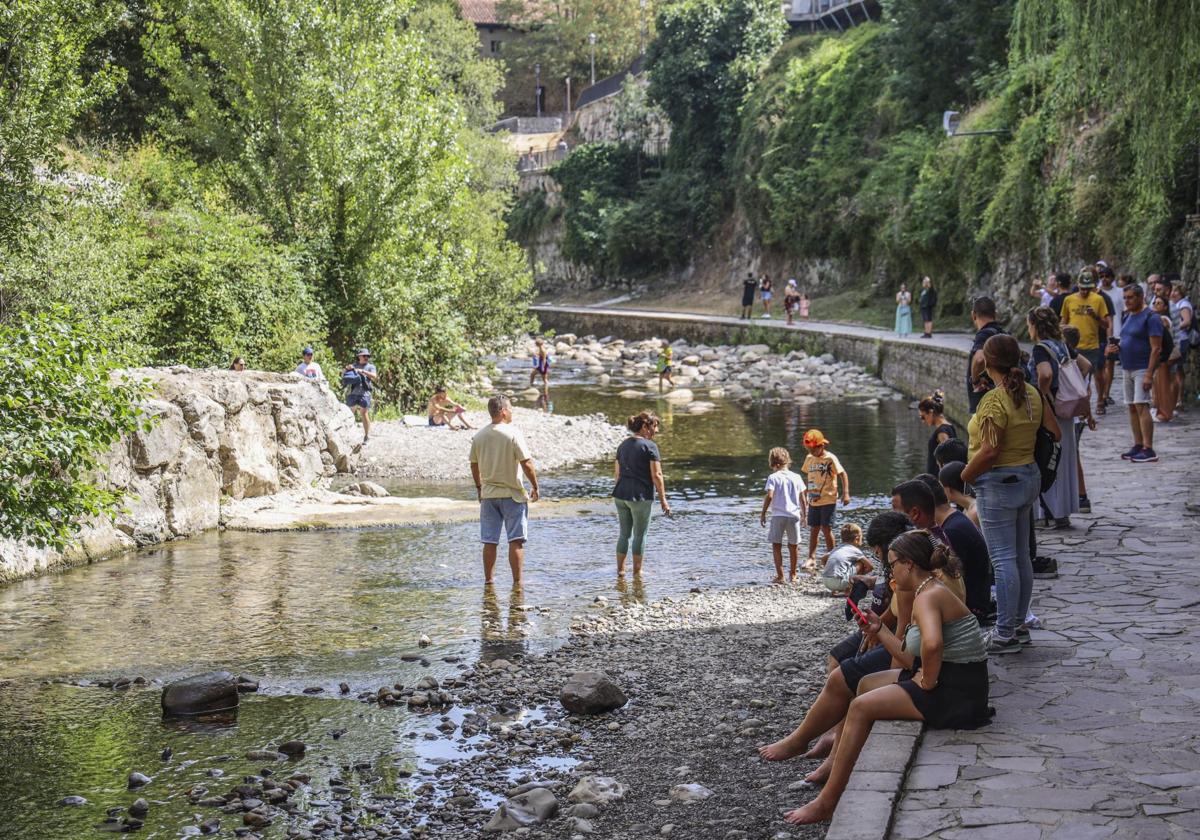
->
xmin=919 ymin=276 xmax=938 ymax=338
xmin=613 ymin=411 xmax=671 ymax=577
xmin=918 ymin=390 xmax=956 ymax=475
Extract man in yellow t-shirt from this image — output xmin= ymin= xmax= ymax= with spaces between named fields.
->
xmin=1061 ymin=270 xmax=1112 ymax=382
xmin=800 ymin=428 xmax=850 ymax=571
xmin=469 ymin=395 xmax=540 ymax=586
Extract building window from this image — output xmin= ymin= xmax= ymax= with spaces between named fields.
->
xmin=490 ymin=40 xmax=502 ymax=54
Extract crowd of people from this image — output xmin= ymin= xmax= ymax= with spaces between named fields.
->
xmin=461 ymin=259 xmax=1189 ymax=828
xmin=738 ymin=272 xmax=810 ymax=323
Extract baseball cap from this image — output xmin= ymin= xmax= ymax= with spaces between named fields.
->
xmin=1078 ymin=272 xmax=1096 ymax=288
xmin=803 ymin=429 xmax=829 ymax=448
xmin=302 ymin=347 xmax=314 ymax=356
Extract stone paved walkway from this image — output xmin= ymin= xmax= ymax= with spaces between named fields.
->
xmin=891 ymin=409 xmax=1200 ymax=839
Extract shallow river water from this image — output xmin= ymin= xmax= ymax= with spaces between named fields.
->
xmin=0 ymin=359 xmax=936 ymax=838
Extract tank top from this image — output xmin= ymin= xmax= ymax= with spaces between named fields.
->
xmin=903 ymin=613 xmax=987 ymax=663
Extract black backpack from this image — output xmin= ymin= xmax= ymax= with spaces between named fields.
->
xmin=1033 ymin=391 xmax=1060 ymax=492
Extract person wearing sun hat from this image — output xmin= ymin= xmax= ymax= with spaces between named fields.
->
xmin=342 ymin=348 xmax=378 ymax=443
xmin=800 ymin=428 xmax=850 ymax=572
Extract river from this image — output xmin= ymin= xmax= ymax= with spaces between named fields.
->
xmin=0 ymin=357 xmax=936 ymax=838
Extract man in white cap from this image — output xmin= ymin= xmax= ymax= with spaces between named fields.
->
xmin=343 ymin=348 xmax=378 ymax=443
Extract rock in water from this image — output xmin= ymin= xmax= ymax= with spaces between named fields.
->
xmin=559 ymin=672 xmax=627 ymax=715
xmin=127 ymin=772 xmax=152 ymax=790
xmin=662 ymin=388 xmax=694 ymax=405
xmin=482 ymin=787 xmax=559 ymax=832
xmin=354 ymin=481 xmax=389 ymax=498
xmin=277 ymin=740 xmax=306 ymax=757
xmin=418 ymin=634 xmax=432 ymax=647
xmin=128 ymin=798 xmax=150 ymax=817
xmin=567 ymin=777 xmax=628 ymax=805
xmin=56 ymin=796 xmax=87 ymax=807
xmin=162 ymin=671 xmax=239 ymax=716
xmin=669 ymin=783 xmax=714 ymax=804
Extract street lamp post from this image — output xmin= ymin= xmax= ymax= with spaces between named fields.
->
xmin=588 ymin=32 xmax=596 ymax=85
xmin=640 ymin=0 xmax=647 ymax=55
xmin=535 ymin=62 xmax=542 ymax=117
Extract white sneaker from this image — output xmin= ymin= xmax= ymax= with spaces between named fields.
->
xmin=761 ymin=313 xmax=772 ymax=319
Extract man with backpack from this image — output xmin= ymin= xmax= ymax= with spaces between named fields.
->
xmin=342 ymin=348 xmax=378 ymax=444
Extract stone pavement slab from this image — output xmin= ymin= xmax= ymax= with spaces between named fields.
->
xmin=887 ymin=410 xmax=1200 ymax=838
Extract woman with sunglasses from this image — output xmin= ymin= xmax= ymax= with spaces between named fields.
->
xmin=783 ymin=530 xmax=990 ymax=826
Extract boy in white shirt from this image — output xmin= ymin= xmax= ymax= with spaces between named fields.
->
xmin=760 ymin=447 xmax=808 ymax=583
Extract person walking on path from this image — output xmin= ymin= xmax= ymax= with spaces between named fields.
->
xmin=895 ymin=283 xmax=913 ymax=336
xmin=961 ymin=334 xmax=1061 ymax=655
xmin=1060 ymin=268 xmax=1111 ymax=414
xmin=530 ymin=338 xmax=551 ymax=388
xmin=966 ymin=296 xmax=1008 ymax=413
xmin=801 ymin=429 xmax=850 ymax=571
xmin=1109 ymin=283 xmax=1163 ymax=462
xmin=760 ymin=274 xmax=774 ymax=319
xmin=342 ymin=348 xmax=378 ymax=443
xmin=784 ymin=280 xmax=800 ymax=325
xmin=799 ymin=292 xmax=810 ymax=319
xmin=918 ymin=276 xmax=938 ymax=338
xmin=1150 ymin=296 xmax=1177 ymax=422
xmin=782 ymin=530 xmax=990 ymax=826
xmin=1027 ymin=307 xmax=1081 ymax=528
xmin=918 ymin=390 xmax=956 ymax=476
xmin=613 ymin=411 xmax=670 ymax=578
xmin=760 ymin=446 xmax=808 ymax=584
xmin=470 ymin=395 xmax=540 ymax=586
xmin=1169 ymin=284 xmax=1193 ymax=412
xmin=295 ymin=347 xmax=324 ymax=380
xmin=740 ymin=272 xmax=759 ymax=319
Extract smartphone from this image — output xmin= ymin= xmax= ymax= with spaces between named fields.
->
xmin=846 ymin=597 xmax=869 ymax=625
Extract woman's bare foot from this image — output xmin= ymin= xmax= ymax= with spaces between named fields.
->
xmin=804 ymin=754 xmax=833 ymax=785
xmin=802 ymin=730 xmax=835 ymax=759
xmin=788 ymin=574 xmax=798 ymax=584
xmin=758 ymin=736 xmax=808 ymax=761
xmin=771 ymin=576 xmax=785 ymax=585
xmin=784 ymin=797 xmax=835 ymax=825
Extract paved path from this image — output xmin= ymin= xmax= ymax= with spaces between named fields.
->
xmin=530 ymin=304 xmax=977 ymax=353
xmin=891 ymin=409 xmax=1200 ymax=839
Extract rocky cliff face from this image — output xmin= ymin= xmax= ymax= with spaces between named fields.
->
xmin=0 ymin=367 xmax=360 ymax=582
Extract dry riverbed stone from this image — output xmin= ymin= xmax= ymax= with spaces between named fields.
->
xmin=559 ymin=671 xmax=627 ymax=715
xmin=482 ymin=787 xmax=559 ymax=832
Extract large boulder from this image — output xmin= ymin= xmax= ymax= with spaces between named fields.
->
xmin=162 ymin=671 xmax=239 ymax=716
xmin=162 ymin=443 xmax=221 ymax=537
xmin=482 ymin=787 xmax=559 ymax=832
xmin=130 ymin=400 xmax=188 ymax=470
xmin=560 ymin=672 xmax=627 ymax=715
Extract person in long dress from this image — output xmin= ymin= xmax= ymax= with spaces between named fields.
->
xmin=895 ymin=283 xmax=913 ymax=336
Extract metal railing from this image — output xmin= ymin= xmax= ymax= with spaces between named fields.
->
xmin=785 ymin=0 xmax=878 ymax=27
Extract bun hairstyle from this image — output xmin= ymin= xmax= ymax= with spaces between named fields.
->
xmin=1026 ymin=305 xmax=1062 ymax=341
xmin=918 ymin=389 xmax=945 ymax=415
xmin=889 ymin=529 xmax=962 ymax=580
xmin=982 ymin=334 xmax=1028 ymax=410
xmin=627 ymin=410 xmax=660 ymax=434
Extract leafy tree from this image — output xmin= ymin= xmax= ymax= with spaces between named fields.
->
xmin=0 ymin=309 xmax=147 ymax=549
xmin=405 ymin=0 xmax=506 ymax=127
xmin=0 ymin=0 xmax=123 ymax=253
xmin=881 ymin=0 xmax=1014 ymax=119
xmin=145 ymin=0 xmax=531 ymax=404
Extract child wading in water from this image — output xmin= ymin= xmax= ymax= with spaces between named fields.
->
xmin=530 ymin=338 xmax=551 ymax=387
xmin=658 ymin=345 xmax=675 ymax=389
xmin=760 ymin=447 xmax=808 ymax=583
xmin=801 ymin=428 xmax=850 ymax=571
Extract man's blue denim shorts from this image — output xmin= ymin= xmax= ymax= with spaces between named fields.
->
xmin=480 ymin=498 xmax=528 ymax=544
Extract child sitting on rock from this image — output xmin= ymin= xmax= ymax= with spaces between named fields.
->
xmin=760 ymin=446 xmax=808 ymax=583
xmin=820 ymin=523 xmax=872 ymax=594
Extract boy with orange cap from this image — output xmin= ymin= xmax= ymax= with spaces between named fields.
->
xmin=801 ymin=429 xmax=850 ymax=571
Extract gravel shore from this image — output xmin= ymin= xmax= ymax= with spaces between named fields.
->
xmin=355 ymin=407 xmax=626 ymax=481
xmin=275 ymin=583 xmax=849 ymax=840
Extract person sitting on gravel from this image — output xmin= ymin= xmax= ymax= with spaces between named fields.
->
xmin=819 ymin=523 xmax=871 ymax=594
xmin=759 ymin=512 xmax=913 ymax=776
xmin=760 ymin=447 xmax=809 ymax=584
xmin=427 ymin=387 xmax=472 ymax=430
xmin=801 ymin=429 xmax=850 ymax=571
xmin=783 ymin=530 xmax=991 ymax=826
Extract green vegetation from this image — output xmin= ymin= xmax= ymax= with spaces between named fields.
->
xmin=0 ymin=0 xmax=533 ymax=546
xmin=0 ymin=310 xmax=147 ymax=549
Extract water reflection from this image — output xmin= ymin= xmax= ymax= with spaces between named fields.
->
xmin=480 ymin=585 xmax=530 ymax=664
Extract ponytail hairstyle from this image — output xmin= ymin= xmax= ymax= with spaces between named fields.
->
xmin=982 ymin=334 xmax=1027 ymax=410
xmin=627 ymin=410 xmax=660 ymax=434
xmin=917 ymin=389 xmax=945 ymax=415
xmin=889 ymin=529 xmax=962 ymax=580
xmin=1026 ymin=306 xmax=1062 ymax=341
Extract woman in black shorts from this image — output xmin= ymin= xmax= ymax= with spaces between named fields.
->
xmin=783 ymin=530 xmax=990 ymax=826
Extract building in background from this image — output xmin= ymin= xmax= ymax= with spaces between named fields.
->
xmin=458 ymin=0 xmax=524 ymax=58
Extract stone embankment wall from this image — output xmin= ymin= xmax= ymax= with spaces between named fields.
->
xmin=0 ymin=368 xmax=360 ymax=583
xmin=533 ymin=308 xmax=971 ymax=421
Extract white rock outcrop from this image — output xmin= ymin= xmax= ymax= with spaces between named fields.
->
xmin=1 ymin=367 xmax=360 ymax=582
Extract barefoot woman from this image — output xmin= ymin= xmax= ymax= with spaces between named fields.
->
xmin=784 ymin=530 xmax=990 ymax=825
